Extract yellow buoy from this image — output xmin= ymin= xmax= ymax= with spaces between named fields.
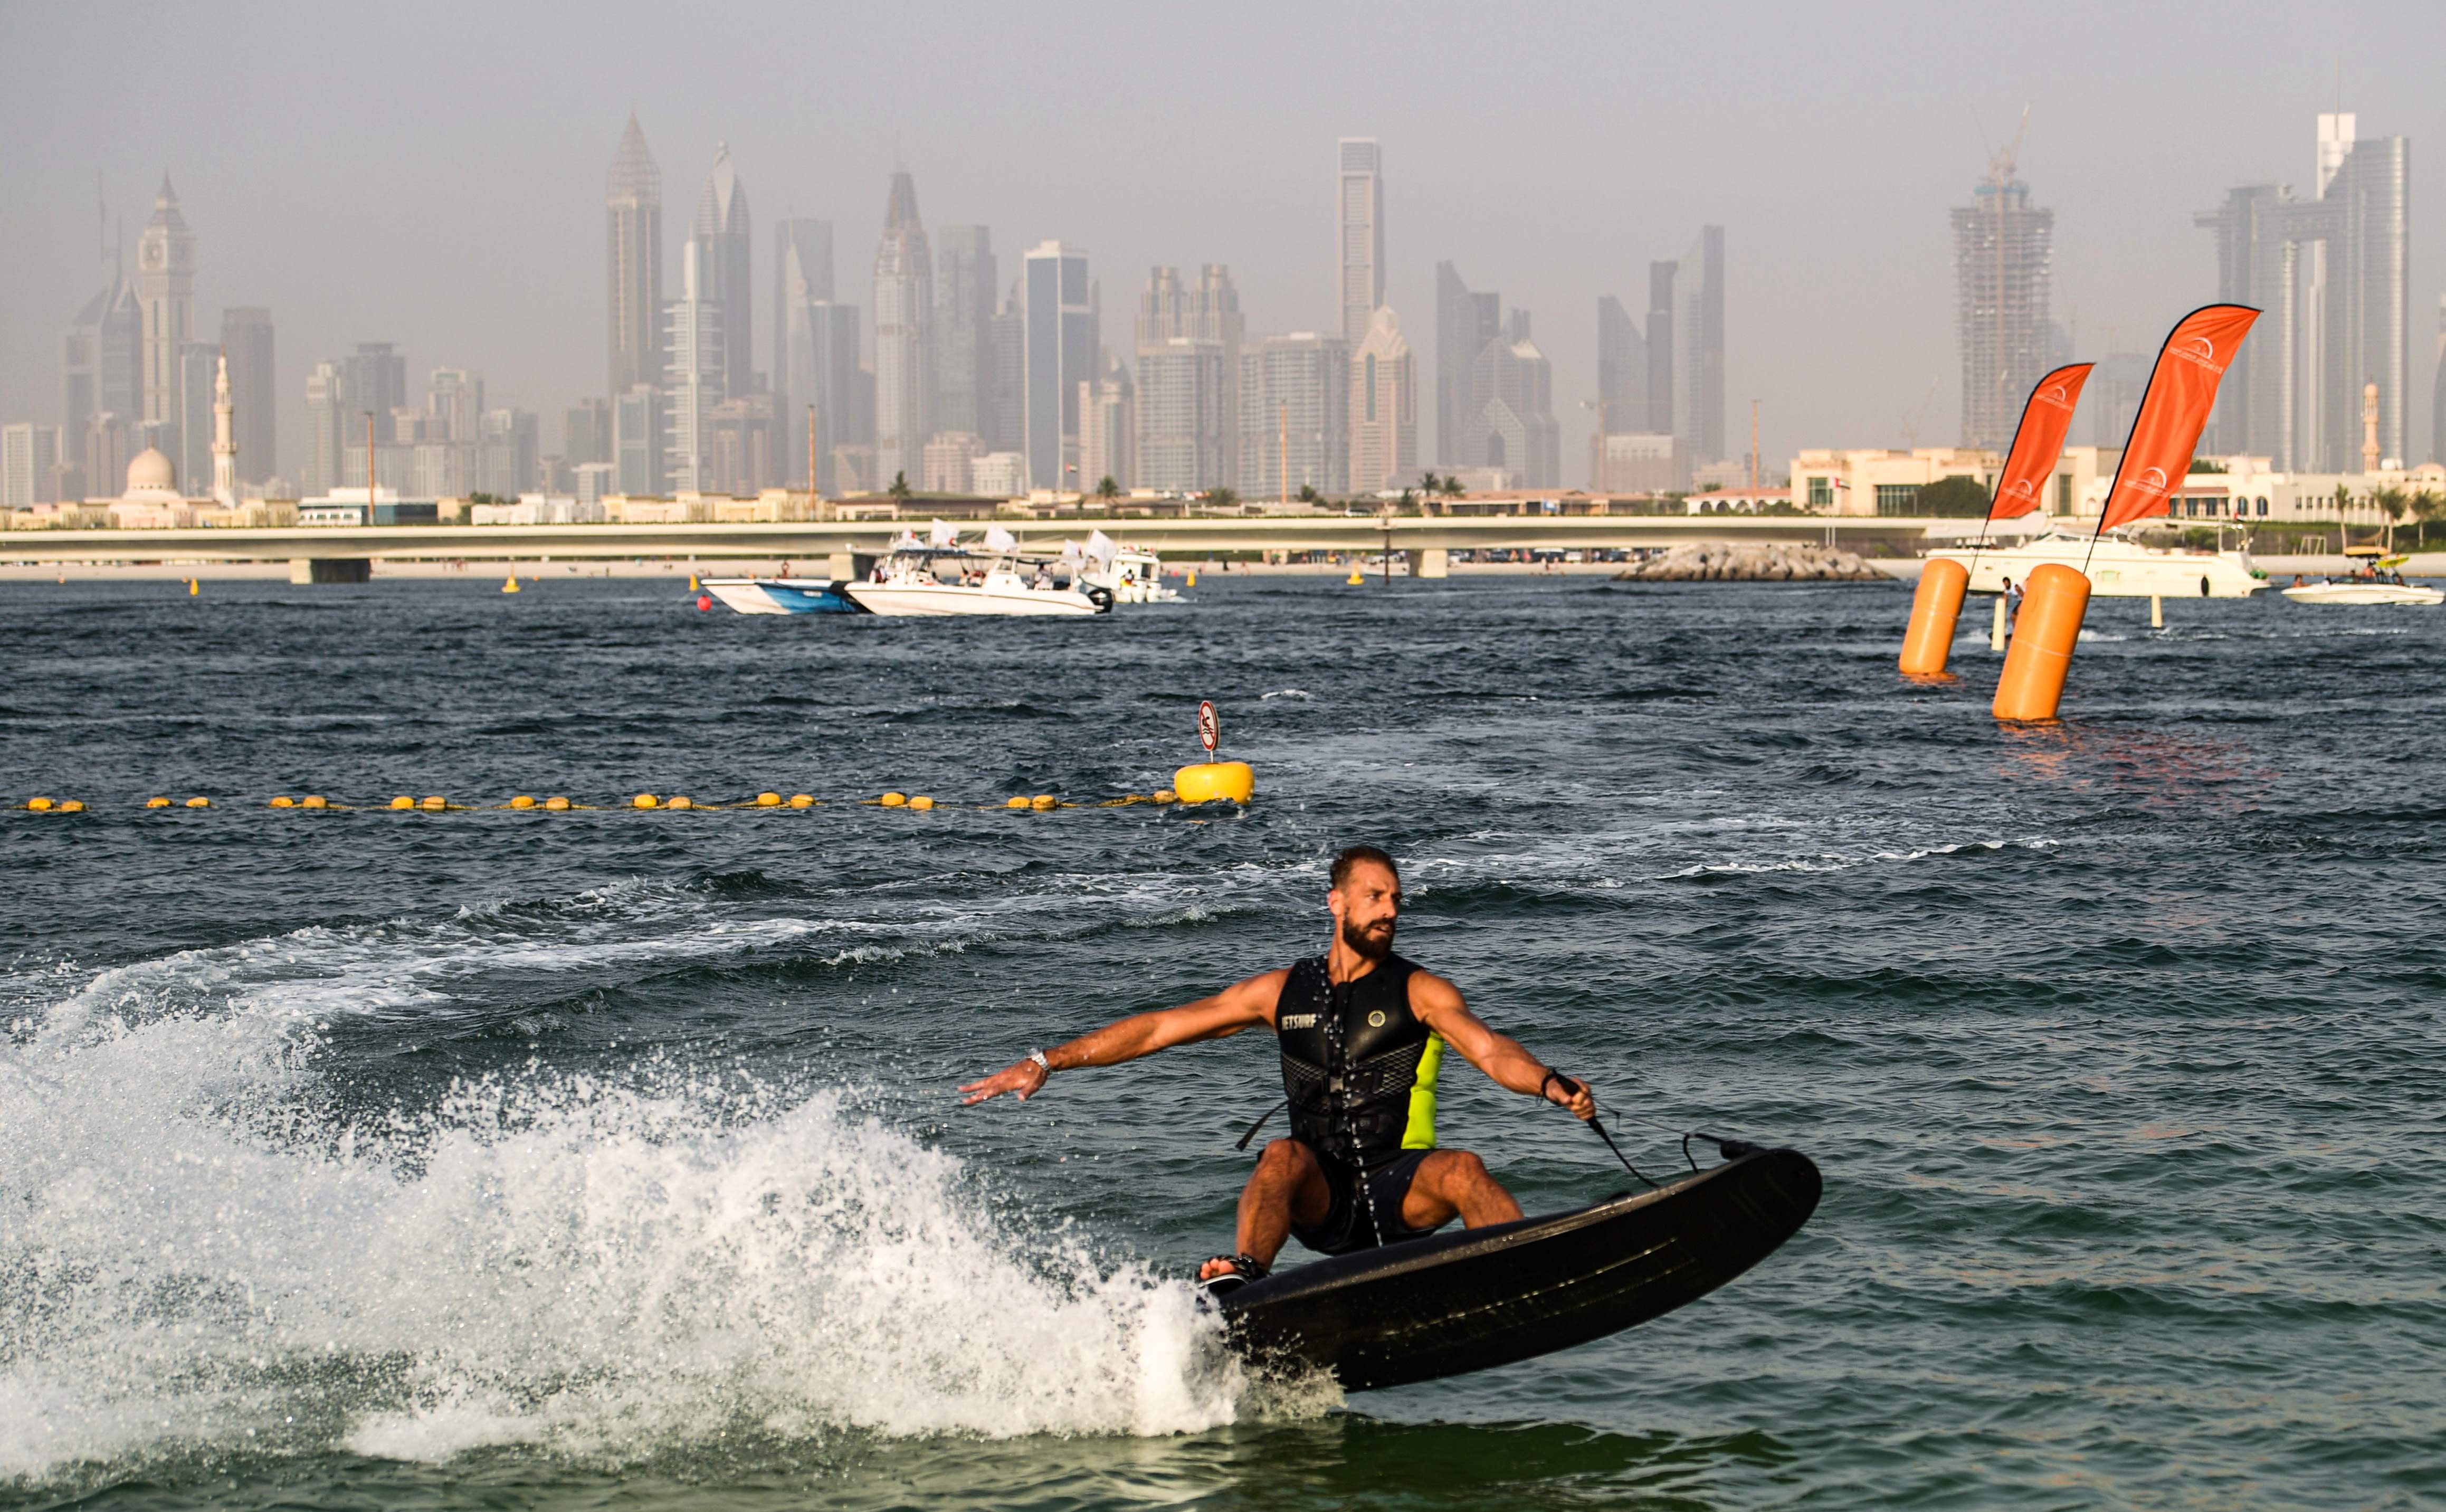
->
xmin=755 ymin=792 xmax=782 ymax=807
xmin=421 ymin=795 xmax=446 ymax=811
xmin=146 ymin=796 xmax=171 ymax=808
xmin=669 ymin=795 xmax=694 ymax=810
xmin=1992 ymin=563 xmax=2091 ymax=722
xmin=390 ymin=795 xmax=415 ymax=810
xmin=909 ymin=795 xmax=936 ymax=811
xmin=25 ymin=797 xmax=54 ymax=811
xmin=1346 ymin=570 xmax=1365 ymax=585
xmin=269 ymin=796 xmax=296 ymax=809
xmin=544 ymin=796 xmax=571 ymax=811
xmin=788 ymin=794 xmax=815 ymax=809
xmin=689 ymin=573 xmax=700 ymax=591
xmin=509 ymin=795 xmax=537 ymax=810
xmin=880 ymin=792 xmax=908 ymax=808
xmin=1030 ymin=794 xmax=1058 ymax=811
xmin=1172 ymin=762 xmax=1255 ymax=804
xmin=188 ymin=578 xmax=199 ymax=596
xmin=184 ymin=796 xmax=211 ymax=809
xmin=633 ymin=793 xmax=660 ymax=809
xmin=1005 ymin=795 xmax=1031 ymax=810
xmin=1186 ymin=570 xmax=1197 ymax=587
xmin=503 ymin=574 xmax=521 ymax=593
xmin=1898 ymin=557 xmax=1969 ymax=677
xmin=302 ymin=795 xmax=328 ymax=810
xmin=59 ymin=800 xmax=84 ymax=813
xmin=1152 ymin=788 xmax=1178 ymax=804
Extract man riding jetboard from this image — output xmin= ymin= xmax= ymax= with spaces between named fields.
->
xmin=960 ymin=844 xmax=1597 ymax=1290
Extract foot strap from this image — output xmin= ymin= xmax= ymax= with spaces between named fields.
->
xmin=1197 ymin=1252 xmax=1270 ymax=1286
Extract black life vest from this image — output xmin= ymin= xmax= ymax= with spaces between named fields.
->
xmin=1275 ymin=953 xmax=1444 ymax=1169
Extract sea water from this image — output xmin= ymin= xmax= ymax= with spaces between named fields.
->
xmin=2 ymin=575 xmax=2440 ymax=1509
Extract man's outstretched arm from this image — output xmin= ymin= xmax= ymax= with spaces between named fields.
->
xmin=958 ymin=967 xmax=1289 ymax=1105
xmin=1410 ymin=972 xmax=1598 ymax=1120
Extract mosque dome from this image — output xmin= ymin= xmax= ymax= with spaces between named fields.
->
xmin=127 ymin=447 xmax=176 ymax=493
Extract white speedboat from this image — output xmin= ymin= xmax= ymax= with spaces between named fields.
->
xmin=2280 ymin=552 xmax=2441 ymax=605
xmin=1926 ymin=524 xmax=2267 ymax=598
xmin=700 ymin=576 xmax=856 ymax=614
xmin=842 ymin=546 xmax=1111 ymax=617
xmin=1085 ymin=547 xmax=1183 ymax=604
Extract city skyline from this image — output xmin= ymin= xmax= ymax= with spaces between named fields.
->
xmin=3 ymin=3 xmax=2440 ymax=488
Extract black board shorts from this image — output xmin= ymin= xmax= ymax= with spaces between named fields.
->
xmin=1291 ymin=1148 xmax=1441 ymax=1256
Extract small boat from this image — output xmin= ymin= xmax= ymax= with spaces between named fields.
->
xmin=1084 ymin=546 xmax=1183 ymax=604
xmin=1926 ymin=522 xmax=2267 ymax=598
xmin=699 ymin=576 xmax=858 ymax=614
xmin=842 ymin=544 xmax=1112 ymax=617
xmin=2280 ymin=548 xmax=2442 ymax=605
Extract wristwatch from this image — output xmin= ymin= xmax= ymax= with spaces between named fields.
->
xmin=1029 ymin=1049 xmax=1051 ymax=1073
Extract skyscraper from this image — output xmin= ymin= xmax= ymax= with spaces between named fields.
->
xmin=613 ymin=384 xmax=664 ymax=496
xmin=1338 ymin=138 xmax=1384 ymax=348
xmin=665 ymin=242 xmax=724 ymax=493
xmin=302 ymin=361 xmax=343 ymax=495
xmin=1348 ymin=307 xmax=1416 ymax=494
xmin=1134 ymin=264 xmax=1242 ymax=492
xmin=1 ymin=425 xmax=61 ymax=509
xmin=341 ymin=344 xmax=407 ymax=435
xmin=177 ymin=343 xmax=215 ymax=490
xmin=1079 ymin=365 xmax=1136 ymax=492
xmin=65 ymin=269 xmax=140 ymax=442
xmin=1435 ymin=262 xmax=1498 ymax=467
xmin=1595 ymin=295 xmax=1646 ymax=442
xmin=934 ymin=226 xmax=996 ymax=440
xmin=1470 ymin=311 xmax=1559 ymax=488
xmin=220 ymin=308 xmax=274 ymax=484
xmin=1023 ymin=242 xmax=1097 ymax=490
xmin=565 ymin=398 xmax=611 ymax=468
xmin=606 ymin=115 xmax=663 ymax=399
xmin=987 ymin=286 xmax=1026 ymax=454
xmin=1953 ymin=152 xmax=2055 ymax=453
xmin=2433 ymin=295 xmax=2444 ymax=464
xmin=136 ymin=177 xmax=194 ymax=436
xmin=1240 ymin=333 xmax=1350 ymax=501
xmin=1645 ymin=261 xmax=1676 ymax=435
xmin=427 ymin=368 xmax=483 ymax=443
xmin=2195 ymin=114 xmax=2411 ymax=470
xmin=1673 ymin=226 xmax=1726 ymax=467
xmin=772 ymin=218 xmax=834 ymax=485
xmin=872 ymin=169 xmax=934 ymax=486
xmin=693 ymin=143 xmax=754 ymax=402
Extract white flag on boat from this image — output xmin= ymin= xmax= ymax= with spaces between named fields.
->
xmin=984 ymin=524 xmax=1017 ymax=551
xmin=1086 ymin=528 xmax=1118 ymax=565
xmin=1060 ymin=538 xmax=1082 ymax=560
xmin=929 ymin=518 xmax=958 ymax=547
xmin=894 ymin=528 xmax=923 ymax=549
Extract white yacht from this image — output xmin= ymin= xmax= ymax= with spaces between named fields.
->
xmin=2280 ymin=549 xmax=2442 ymax=606
xmin=841 ymin=546 xmax=1112 ymax=617
xmin=1926 ymin=524 xmax=2268 ymax=598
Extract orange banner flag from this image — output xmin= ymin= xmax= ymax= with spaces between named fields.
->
xmin=2096 ymin=305 xmax=2259 ymax=534
xmin=1988 ymin=364 xmax=2093 ymax=519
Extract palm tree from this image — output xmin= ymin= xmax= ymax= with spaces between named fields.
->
xmin=1094 ymin=474 xmax=1121 ymax=506
xmin=2413 ymin=489 xmax=2446 ymax=550
xmin=1296 ymin=483 xmax=1326 ymax=508
xmin=2373 ymin=484 xmax=2410 ymax=553
xmin=888 ymin=470 xmax=912 ymax=503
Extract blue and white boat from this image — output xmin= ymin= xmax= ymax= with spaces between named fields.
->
xmin=700 ymin=576 xmax=860 ymax=614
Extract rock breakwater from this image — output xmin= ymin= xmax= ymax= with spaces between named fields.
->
xmin=1613 ymin=540 xmax=1891 ymax=583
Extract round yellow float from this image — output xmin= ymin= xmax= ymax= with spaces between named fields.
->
xmin=633 ymin=794 xmax=660 ymax=809
xmin=146 ymin=796 xmax=171 ymax=808
xmin=509 ymin=795 xmax=537 ymax=810
xmin=301 ymin=795 xmax=328 ymax=810
xmin=788 ymin=794 xmax=815 ymax=809
xmin=669 ymin=795 xmax=694 ymax=810
xmin=880 ymin=792 xmax=907 ymax=808
xmin=544 ymin=796 xmax=571 ymax=811
xmin=390 ymin=795 xmax=415 ymax=810
xmin=420 ymin=795 xmax=446 ymax=811
xmin=184 ymin=796 xmax=211 ymax=809
xmin=909 ymin=795 xmax=936 ymax=811
xmin=1172 ymin=762 xmax=1254 ymax=804
xmin=755 ymin=792 xmax=782 ymax=807
xmin=269 ymin=796 xmax=296 ymax=809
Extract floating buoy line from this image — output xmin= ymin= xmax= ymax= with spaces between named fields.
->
xmin=17 ymin=779 xmax=1248 ymax=815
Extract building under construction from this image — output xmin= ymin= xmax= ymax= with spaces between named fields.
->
xmin=1952 ymin=148 xmax=2054 ymax=455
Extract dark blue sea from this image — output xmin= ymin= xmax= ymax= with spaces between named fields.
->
xmin=3 ymin=573 xmax=2440 ymax=1509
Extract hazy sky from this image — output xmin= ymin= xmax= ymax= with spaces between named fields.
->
xmin=4 ymin=1 xmax=2440 ymax=479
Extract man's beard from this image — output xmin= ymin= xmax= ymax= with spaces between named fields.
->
xmin=1341 ymin=916 xmax=1396 ymax=962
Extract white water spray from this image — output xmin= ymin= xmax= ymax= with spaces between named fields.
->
xmin=1 ymin=919 xmax=1246 ymax=1482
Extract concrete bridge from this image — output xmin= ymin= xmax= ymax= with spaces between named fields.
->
xmin=0 ymin=513 xmax=1941 ymax=577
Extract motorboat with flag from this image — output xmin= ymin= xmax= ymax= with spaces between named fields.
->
xmin=1072 ymin=528 xmax=1184 ymax=604
xmin=2280 ymin=547 xmax=2442 ymax=606
xmin=1925 ymin=522 xmax=2267 ymax=598
xmin=698 ymin=575 xmax=858 ymax=614
xmin=841 ymin=522 xmax=1113 ymax=617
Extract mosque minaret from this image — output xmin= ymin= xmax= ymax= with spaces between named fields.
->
xmin=211 ymin=351 xmax=238 ymax=508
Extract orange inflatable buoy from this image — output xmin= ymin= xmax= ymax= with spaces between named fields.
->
xmin=1992 ymin=563 xmax=2091 ymax=721
xmin=697 ymin=594 xmax=713 ymax=611
xmin=1898 ymin=558 xmax=1969 ymax=677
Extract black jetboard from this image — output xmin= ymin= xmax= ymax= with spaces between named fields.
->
xmin=1216 ymin=1147 xmax=1820 ymax=1392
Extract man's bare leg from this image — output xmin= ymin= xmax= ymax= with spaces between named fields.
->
xmin=1198 ymin=1138 xmax=1331 ymax=1280
xmin=1398 ymin=1148 xmax=1524 ymax=1232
